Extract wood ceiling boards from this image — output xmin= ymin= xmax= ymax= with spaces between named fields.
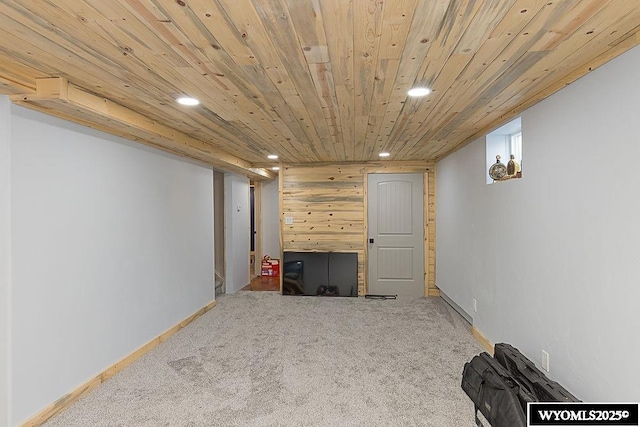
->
xmin=1 ymin=0 xmax=639 ymax=177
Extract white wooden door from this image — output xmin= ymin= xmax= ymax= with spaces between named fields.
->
xmin=367 ymin=173 xmax=424 ymax=297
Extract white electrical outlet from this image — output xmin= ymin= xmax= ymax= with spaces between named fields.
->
xmin=284 ymin=216 xmax=294 ymax=225
xmin=473 ymin=299 xmax=477 ymax=312
xmin=541 ymin=350 xmax=550 ymax=372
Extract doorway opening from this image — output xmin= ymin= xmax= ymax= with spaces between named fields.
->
xmin=249 ymin=181 xmax=263 ymax=278
xmin=249 ymin=181 xmax=262 ymax=279
xmin=366 ymin=173 xmax=425 ymax=297
xmin=213 ymin=171 xmax=225 ymax=297
xmin=250 ymin=183 xmax=255 ymax=275
xmin=243 ymin=181 xmax=278 ymax=291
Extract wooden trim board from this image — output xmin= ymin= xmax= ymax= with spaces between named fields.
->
xmin=20 ymin=300 xmax=217 ymax=427
xmin=278 ymin=163 xmax=284 ymax=294
xmin=253 ymin=181 xmax=263 ymax=278
xmin=423 ymin=172 xmax=429 ymax=297
xmin=11 ymin=78 xmax=273 ymax=181
xmin=362 ymin=172 xmax=369 ymax=294
xmin=471 ymin=326 xmax=494 ymax=355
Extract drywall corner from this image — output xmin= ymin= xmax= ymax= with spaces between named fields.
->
xmin=224 ymin=173 xmax=250 ymax=293
xmin=261 ymin=176 xmax=281 ymax=259
xmin=0 ymin=95 xmax=11 ymax=427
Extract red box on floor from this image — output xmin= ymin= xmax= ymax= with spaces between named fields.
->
xmin=261 ymin=258 xmax=280 ymax=277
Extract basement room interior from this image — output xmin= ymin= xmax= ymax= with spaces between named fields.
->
xmin=1 ymin=1 xmax=640 ymax=426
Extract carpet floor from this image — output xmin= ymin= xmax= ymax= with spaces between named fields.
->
xmin=44 ymin=292 xmax=484 ymax=426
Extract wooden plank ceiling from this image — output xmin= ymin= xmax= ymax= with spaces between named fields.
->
xmin=1 ymin=0 xmax=639 ymax=177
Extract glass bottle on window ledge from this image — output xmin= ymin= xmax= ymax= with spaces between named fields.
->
xmin=489 ymin=154 xmax=507 ymax=181
xmin=507 ymin=154 xmax=521 ymax=178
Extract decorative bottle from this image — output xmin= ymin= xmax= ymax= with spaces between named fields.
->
xmin=507 ymin=154 xmax=521 ymax=177
xmin=489 ymin=155 xmax=507 ymax=181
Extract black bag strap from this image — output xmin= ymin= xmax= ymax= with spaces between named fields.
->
xmin=474 ymin=404 xmax=484 ymax=427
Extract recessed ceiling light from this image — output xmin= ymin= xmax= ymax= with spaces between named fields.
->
xmin=176 ymin=97 xmax=200 ymax=106
xmin=272 ymin=166 xmax=280 ymax=171
xmin=267 ymin=154 xmax=279 ymax=160
xmin=379 ymin=152 xmax=391 ymax=158
xmin=407 ymin=87 xmax=431 ymax=97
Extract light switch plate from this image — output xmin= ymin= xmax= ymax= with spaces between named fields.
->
xmin=284 ymin=216 xmax=294 ymax=225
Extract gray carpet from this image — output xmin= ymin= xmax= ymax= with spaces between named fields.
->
xmin=44 ymin=292 xmax=484 ymax=426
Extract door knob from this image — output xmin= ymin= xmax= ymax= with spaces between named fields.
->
xmin=369 ymin=238 xmax=374 ymax=244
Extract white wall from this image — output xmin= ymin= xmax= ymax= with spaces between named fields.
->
xmin=261 ymin=176 xmax=281 ymax=259
xmin=0 ymin=96 xmax=11 ymax=427
xmin=7 ymin=102 xmax=214 ymax=425
xmin=436 ymin=45 xmax=640 ymax=401
xmin=224 ymin=173 xmax=250 ymax=293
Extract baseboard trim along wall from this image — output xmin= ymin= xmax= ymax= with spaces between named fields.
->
xmin=437 ymin=290 xmax=493 ymax=354
xmin=471 ymin=326 xmax=494 ymax=355
xmin=20 ymin=300 xmax=217 ymax=427
xmin=439 ymin=290 xmax=472 ymax=324
xmin=427 ymin=287 xmax=441 ymax=297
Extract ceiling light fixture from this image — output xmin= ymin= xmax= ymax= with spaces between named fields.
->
xmin=272 ymin=166 xmax=280 ymax=171
xmin=407 ymin=87 xmax=431 ymax=97
xmin=176 ymin=97 xmax=200 ymax=106
xmin=379 ymin=152 xmax=391 ymax=158
xmin=267 ymin=154 xmax=279 ymax=160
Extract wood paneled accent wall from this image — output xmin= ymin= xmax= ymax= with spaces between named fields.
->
xmin=280 ymin=162 xmax=436 ymax=296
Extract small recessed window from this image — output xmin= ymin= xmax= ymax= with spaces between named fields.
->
xmin=509 ymin=132 xmax=522 ymax=161
xmin=486 ymin=117 xmax=522 ymax=184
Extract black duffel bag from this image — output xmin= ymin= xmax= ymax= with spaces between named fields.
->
xmin=493 ymin=343 xmax=579 ymax=407
xmin=462 ymin=352 xmax=529 ymax=427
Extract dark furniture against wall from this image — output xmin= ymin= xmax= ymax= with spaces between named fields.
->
xmin=282 ymin=252 xmax=358 ymax=297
